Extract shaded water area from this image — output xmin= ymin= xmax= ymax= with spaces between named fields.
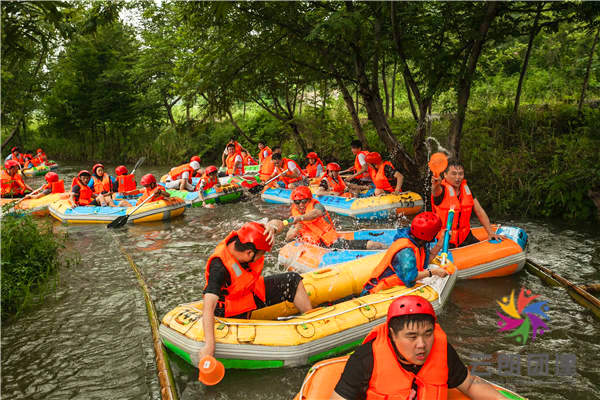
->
xmin=2 ymin=164 xmax=599 ymax=399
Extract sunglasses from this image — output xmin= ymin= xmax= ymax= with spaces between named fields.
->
xmin=293 ymin=199 xmax=309 ymax=205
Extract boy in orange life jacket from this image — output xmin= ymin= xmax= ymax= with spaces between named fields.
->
xmin=221 ymin=138 xmax=247 ymax=168
xmin=135 ymin=174 xmax=169 ymax=205
xmin=241 ymin=149 xmax=258 ymax=166
xmin=430 ymin=159 xmax=505 ymax=250
xmin=284 ymin=186 xmax=385 ymax=250
xmin=195 ymin=165 xmax=220 ymax=206
xmin=165 ymin=161 xmax=202 ymax=191
xmin=361 ymin=212 xmax=450 ymax=296
xmin=331 ymin=296 xmax=506 ymax=400
xmin=70 ymin=170 xmax=98 ymax=207
xmin=113 ymin=165 xmax=140 ymax=198
xmin=1 ymin=160 xmax=32 ymax=197
xmin=200 ymin=221 xmax=313 ymax=361
xmin=304 ymin=152 xmax=324 ymax=178
xmin=271 ymin=153 xmax=307 ymax=189
xmin=341 ymin=140 xmax=370 ymax=184
xmin=29 ymin=172 xmax=65 ymax=199
xmin=224 ymin=143 xmax=244 ymax=176
xmin=316 ymin=162 xmax=349 ymax=196
xmin=257 ymin=140 xmax=272 ymax=164
xmin=365 ymin=152 xmax=403 ymax=195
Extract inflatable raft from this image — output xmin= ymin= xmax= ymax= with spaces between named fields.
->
xmin=13 ymin=193 xmax=69 ymax=216
xmin=261 ymin=188 xmax=423 ymax=220
xmin=159 ymin=256 xmax=455 ymax=369
xmin=22 ymin=163 xmax=58 ymax=177
xmin=48 ymin=198 xmax=186 ymax=224
xmin=279 ymin=225 xmax=528 ymax=279
xmin=294 ymin=355 xmax=526 ymax=400
xmin=166 ymin=183 xmax=243 ymax=207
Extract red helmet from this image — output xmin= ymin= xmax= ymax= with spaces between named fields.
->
xmin=291 ymin=185 xmax=312 ymax=201
xmin=306 ymin=152 xmax=318 ymax=159
xmin=387 ymin=295 xmax=436 ymax=322
xmin=327 ymin=162 xmax=341 ymax=171
xmin=115 ymin=165 xmax=128 ymax=176
xmin=37 ymin=148 xmax=43 ymax=153
xmin=4 ymin=160 xmax=19 ymax=169
xmin=92 ymin=163 xmax=104 ymax=174
xmin=45 ymin=172 xmax=59 ymax=183
xmin=140 ymin=173 xmax=156 ymax=186
xmin=236 ymin=222 xmax=272 ymax=252
xmin=190 ymin=155 xmax=201 ymax=163
xmin=78 ymin=170 xmax=91 ymax=178
xmin=410 ymin=212 xmax=442 ymax=242
xmin=364 ymin=152 xmax=382 ymax=164
xmin=205 ymin=165 xmax=218 ymax=175
xmin=11 ymin=146 xmax=19 ymax=152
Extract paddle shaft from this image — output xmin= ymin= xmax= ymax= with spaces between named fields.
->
xmin=440 ymin=208 xmax=455 ymax=264
xmin=107 ymin=188 xmax=159 ymax=228
xmin=263 ymin=169 xmax=289 ymax=186
xmin=130 ymin=156 xmax=146 ymax=175
xmin=13 ymin=184 xmax=44 ymax=205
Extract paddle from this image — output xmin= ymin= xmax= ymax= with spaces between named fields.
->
xmin=428 ymin=152 xmax=448 ymax=178
xmin=439 ymin=208 xmax=455 ymax=267
xmin=130 ymin=156 xmax=146 ymax=175
xmin=13 ymin=184 xmax=44 ymax=206
xmin=107 ymin=189 xmax=158 ymax=229
xmin=248 ymin=169 xmax=289 ymax=194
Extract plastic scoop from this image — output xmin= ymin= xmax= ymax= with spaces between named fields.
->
xmin=198 ymin=355 xmax=225 ymax=385
xmin=428 ymin=152 xmax=448 ymax=177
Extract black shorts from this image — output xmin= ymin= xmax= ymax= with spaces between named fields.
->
xmin=347 ymin=178 xmax=371 ymax=186
xmin=329 ymin=238 xmax=370 ymax=250
xmin=450 ymin=231 xmax=480 ymax=248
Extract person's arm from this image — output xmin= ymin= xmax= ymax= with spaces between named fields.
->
xmin=292 ymin=207 xmax=324 ymax=223
xmin=221 ymin=150 xmax=227 ymax=167
xmin=393 ymin=171 xmax=403 ymax=194
xmin=179 ymin=171 xmax=189 ymax=191
xmin=287 ymin=162 xmax=302 ymax=178
xmin=30 ymin=188 xmax=51 ymax=199
xmin=431 ymin=174 xmax=443 ymax=197
xmin=161 ymin=187 xmax=170 ymax=198
xmin=264 ymin=219 xmax=284 ymax=244
xmin=472 ymin=198 xmax=505 ymax=241
xmin=234 ymin=155 xmax=243 ymax=174
xmin=199 ymin=293 xmax=218 ymax=359
xmin=456 ymin=370 xmax=505 ymax=400
xmin=69 ymin=190 xmax=78 ymax=208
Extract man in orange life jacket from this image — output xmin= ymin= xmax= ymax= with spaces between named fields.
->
xmin=165 ymin=160 xmax=202 ymax=191
xmin=4 ymin=146 xmax=25 ymax=167
xmin=341 ymin=140 xmax=370 ymax=185
xmin=304 ymin=152 xmax=325 ymax=178
xmin=365 ymin=152 xmax=403 ymax=196
xmin=431 ymin=159 xmax=505 ymax=250
xmin=1 ymin=160 xmax=32 ymax=197
xmin=28 ymin=172 xmax=65 ymax=199
xmin=135 ymin=174 xmax=170 ymax=205
xmin=70 ymin=170 xmax=98 ymax=207
xmin=271 ymin=153 xmax=307 ymax=189
xmin=241 ymin=149 xmax=258 ymax=166
xmin=284 ymin=186 xmax=385 ymax=250
xmin=331 ymin=296 xmax=506 ymax=400
xmin=316 ymin=162 xmax=349 ymax=196
xmin=200 ymin=220 xmax=314 ymax=360
xmin=220 ymin=138 xmax=247 ymax=169
xmin=257 ymin=140 xmax=272 ymax=164
xmin=258 ymin=145 xmax=281 ymax=184
xmin=195 ymin=165 xmax=220 ymax=207
xmin=361 ymin=212 xmax=450 ymax=296
xmin=88 ymin=163 xmax=118 ymax=207
xmin=224 ymin=143 xmax=244 ymax=176
xmin=113 ymin=165 xmax=140 ymax=198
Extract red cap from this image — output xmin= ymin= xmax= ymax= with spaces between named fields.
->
xmin=45 ymin=172 xmax=59 ymax=183
xmin=205 ymin=165 xmax=218 ymax=175
xmin=410 ymin=212 xmax=442 ymax=242
xmin=327 ymin=162 xmax=341 ymax=171
xmin=364 ymin=152 xmax=382 ymax=165
xmin=190 ymin=155 xmax=201 ymax=163
xmin=387 ymin=295 xmax=436 ymax=322
xmin=236 ymin=222 xmax=272 ymax=252
xmin=37 ymin=148 xmax=43 ymax=153
xmin=140 ymin=173 xmax=156 ymax=186
xmin=115 ymin=165 xmax=128 ymax=176
xmin=291 ymin=186 xmax=312 ymax=201
xmin=306 ymin=152 xmax=318 ymax=159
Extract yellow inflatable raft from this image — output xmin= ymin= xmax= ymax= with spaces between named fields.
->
xmin=13 ymin=193 xmax=69 ymax=216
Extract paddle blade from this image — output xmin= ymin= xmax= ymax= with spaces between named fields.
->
xmin=107 ymin=215 xmax=128 ymax=229
xmin=428 ymin=152 xmax=448 ymax=177
xmin=248 ymin=184 xmax=264 ymax=194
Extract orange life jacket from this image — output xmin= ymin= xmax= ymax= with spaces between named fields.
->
xmin=71 ymin=177 xmax=93 ymax=206
xmin=364 ymin=322 xmax=448 ymax=400
xmin=195 ymin=174 xmax=219 ymax=191
xmin=1 ymin=169 xmax=27 ymax=196
xmin=226 ymin=153 xmax=244 ymax=175
xmin=280 ymin=158 xmax=305 ymax=185
xmin=204 ymin=232 xmax=266 ymax=317
xmin=432 ymin=179 xmax=474 ymax=246
xmin=291 ymin=198 xmax=338 ymax=246
xmin=259 ymin=146 xmax=272 ymax=164
xmin=364 ymin=238 xmax=425 ymax=294
xmin=243 ymin=154 xmax=258 ymax=166
xmin=11 ymin=152 xmax=24 ymax=166
xmin=305 ymin=159 xmax=324 ymax=178
xmin=369 ymin=161 xmax=396 ymax=192
xmin=30 ymin=156 xmax=43 ymax=167
xmin=91 ymin=174 xmax=112 ymax=194
xmin=259 ymin=154 xmax=275 ymax=181
xmin=354 ymin=150 xmax=370 ymax=179
xmin=168 ymin=163 xmax=194 ymax=183
xmin=137 ymin=187 xmax=165 ymax=204
xmin=117 ymin=174 xmax=137 ymax=193
xmin=38 ymin=152 xmax=48 ymax=162
xmin=319 ymin=173 xmax=346 ymax=195
xmin=42 ymin=180 xmax=65 ymax=194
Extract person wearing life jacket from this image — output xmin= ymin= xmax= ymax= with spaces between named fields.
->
xmin=331 ymin=296 xmax=505 ymax=400
xmin=341 ymin=140 xmax=371 ymax=184
xmin=1 ymin=160 xmax=31 ymax=197
xmin=200 ymin=221 xmax=313 ymax=361
xmin=28 ymin=172 xmax=65 ymax=199
xmin=5 ymin=146 xmax=25 ymax=167
xmin=88 ymin=163 xmax=118 ymax=207
xmin=257 ymin=140 xmax=272 ymax=165
xmin=22 ymin=153 xmax=35 ymax=169
xmin=361 ymin=212 xmax=452 ymax=296
xmin=113 ymin=165 xmax=140 ymax=198
xmin=165 ymin=160 xmax=202 ymax=191
xmin=195 ymin=165 xmax=220 ymax=206
xmin=189 ymin=156 xmax=204 ymax=177
xmin=285 ymin=186 xmax=385 ymax=250
xmin=69 ymin=170 xmax=97 ymax=207
xmin=224 ymin=143 xmax=244 ymax=176
xmin=29 ymin=154 xmax=44 ymax=167
xmin=36 ymin=148 xmax=48 ymax=163
xmin=135 ymin=174 xmax=170 ymax=206
xmin=271 ymin=153 xmax=307 ymax=189
xmin=241 ymin=149 xmax=258 ymax=166
xmin=365 ymin=152 xmax=403 ymax=195
xmin=304 ymin=152 xmax=325 ymax=178
xmin=431 ymin=159 xmax=505 ymax=249
xmin=258 ymin=146 xmax=281 ymax=183
xmin=221 ymin=139 xmax=247 ymax=168
xmin=316 ymin=162 xmax=349 ymax=196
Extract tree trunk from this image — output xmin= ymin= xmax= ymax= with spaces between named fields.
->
xmin=226 ymin=109 xmax=256 ymax=145
xmin=513 ymin=3 xmax=542 ymax=119
xmin=299 ymin=87 xmax=304 ymax=115
xmin=355 ymin=84 xmax=359 ymax=114
xmin=404 ymin=74 xmax=418 ymax=122
xmin=335 ymin=75 xmax=367 ymax=147
xmin=391 ymin=59 xmax=397 ymax=118
xmin=1 ymin=115 xmax=23 ymax=149
xmin=164 ymin=98 xmax=177 ymax=128
xmin=448 ymin=2 xmax=498 ymax=159
xmin=289 ymin=122 xmax=308 ymax=154
xmin=382 ymin=56 xmax=390 ymax=118
xmin=578 ymin=26 xmax=600 ymax=115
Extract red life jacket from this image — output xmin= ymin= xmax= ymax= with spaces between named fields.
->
xmin=1 ymin=169 xmax=27 ymax=196
xmin=291 ymin=198 xmax=338 ymax=246
xmin=259 ymin=155 xmax=275 ymax=181
xmin=195 ymin=174 xmax=219 ymax=191
xmin=432 ymin=179 xmax=474 ymax=246
xmin=71 ymin=177 xmax=93 ymax=206
xmin=117 ymin=174 xmax=137 ymax=193
xmin=226 ymin=153 xmax=244 ymax=175
xmin=305 ymin=159 xmax=324 ymax=178
xmin=30 ymin=156 xmax=43 ymax=167
xmin=354 ymin=150 xmax=370 ymax=179
xmin=280 ymin=158 xmax=305 ymax=186
xmin=259 ymin=146 xmax=272 ymax=164
xmin=364 ymin=238 xmax=425 ymax=294
xmin=204 ymin=232 xmax=266 ymax=317
xmin=38 ymin=152 xmax=48 ymax=162
xmin=137 ymin=187 xmax=165 ymax=204
xmin=168 ymin=163 xmax=194 ymax=183
xmin=91 ymin=174 xmax=112 ymax=194
xmin=369 ymin=161 xmax=396 ymax=192
xmin=11 ymin=152 xmax=24 ymax=166
xmin=319 ymin=173 xmax=346 ymax=195
xmin=243 ymin=154 xmax=258 ymax=166
xmin=364 ymin=322 xmax=448 ymax=400
xmin=42 ymin=180 xmax=65 ymax=194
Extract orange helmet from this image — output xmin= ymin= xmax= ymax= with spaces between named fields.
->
xmin=327 ymin=162 xmax=341 ymax=171
xmin=236 ymin=222 xmax=272 ymax=252
xmin=364 ymin=152 xmax=382 ymax=164
xmin=291 ymin=186 xmax=312 ymax=201
xmin=387 ymin=295 xmax=436 ymax=322
xmin=140 ymin=174 xmax=156 ymax=186
xmin=45 ymin=172 xmax=59 ymax=183
xmin=410 ymin=212 xmax=442 ymax=242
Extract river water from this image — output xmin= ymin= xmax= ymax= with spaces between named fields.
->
xmin=2 ymin=164 xmax=599 ymax=400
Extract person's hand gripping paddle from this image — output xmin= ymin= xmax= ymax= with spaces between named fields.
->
xmin=107 ymin=188 xmax=158 ymax=228
xmin=248 ymin=169 xmax=289 ymax=194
